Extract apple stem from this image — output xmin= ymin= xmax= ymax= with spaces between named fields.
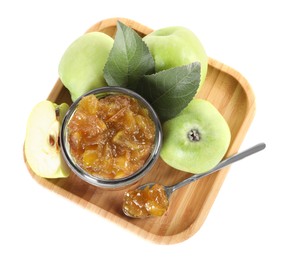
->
xmin=55 ymin=107 xmax=60 ymax=119
xmin=187 ymin=129 xmax=201 ymax=142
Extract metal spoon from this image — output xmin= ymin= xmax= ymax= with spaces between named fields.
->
xmin=123 ymin=142 xmax=266 ymax=218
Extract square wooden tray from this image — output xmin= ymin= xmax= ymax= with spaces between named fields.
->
xmin=24 ymin=17 xmax=256 ymax=244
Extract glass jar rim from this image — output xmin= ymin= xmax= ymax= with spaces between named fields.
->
xmin=60 ymin=86 xmax=162 ymax=189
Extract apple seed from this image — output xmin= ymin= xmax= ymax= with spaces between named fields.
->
xmin=49 ymin=135 xmax=56 ymax=146
xmin=49 ymin=134 xmax=60 ymax=151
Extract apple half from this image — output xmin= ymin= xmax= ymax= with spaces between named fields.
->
xmin=24 ymin=100 xmax=69 ymax=178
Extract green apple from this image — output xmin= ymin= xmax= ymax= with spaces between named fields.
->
xmin=143 ymin=26 xmax=208 ymax=90
xmin=24 ymin=100 xmax=69 ymax=178
xmin=58 ymin=32 xmax=114 ymax=101
xmin=160 ymin=99 xmax=231 ymax=174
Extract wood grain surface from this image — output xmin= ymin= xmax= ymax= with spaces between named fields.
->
xmin=24 ymin=17 xmax=256 ymax=244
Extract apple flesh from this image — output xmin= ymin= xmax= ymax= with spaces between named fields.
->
xmin=143 ymin=26 xmax=208 ymax=90
xmin=58 ymin=32 xmax=114 ymax=101
xmin=160 ymin=99 xmax=231 ymax=174
xmin=24 ymin=100 xmax=69 ymax=178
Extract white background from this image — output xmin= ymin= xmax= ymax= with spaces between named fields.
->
xmin=1 ymin=0 xmax=281 ymax=259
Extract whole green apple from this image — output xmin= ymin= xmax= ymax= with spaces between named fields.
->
xmin=160 ymin=99 xmax=231 ymax=174
xmin=143 ymin=26 xmax=208 ymax=90
xmin=58 ymin=32 xmax=114 ymax=101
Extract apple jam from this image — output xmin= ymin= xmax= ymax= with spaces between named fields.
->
xmin=67 ymin=94 xmax=156 ymax=179
xmin=123 ymin=184 xmax=169 ymax=217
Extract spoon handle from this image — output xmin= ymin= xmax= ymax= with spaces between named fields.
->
xmin=170 ymin=142 xmax=266 ymax=192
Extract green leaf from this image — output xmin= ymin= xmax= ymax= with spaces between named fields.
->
xmin=137 ymin=62 xmax=201 ymax=122
xmin=103 ymin=21 xmax=155 ymax=91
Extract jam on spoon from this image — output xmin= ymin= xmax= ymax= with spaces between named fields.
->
xmin=122 ymin=143 xmax=266 ymax=218
xmin=123 ymin=184 xmax=169 ymax=218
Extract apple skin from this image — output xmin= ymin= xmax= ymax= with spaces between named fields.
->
xmin=160 ymin=99 xmax=231 ymax=174
xmin=143 ymin=26 xmax=208 ymax=90
xmin=24 ymin=101 xmax=69 ymax=178
xmin=58 ymin=32 xmax=114 ymax=101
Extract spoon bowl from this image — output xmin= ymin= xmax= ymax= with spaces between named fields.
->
xmin=123 ymin=143 xmax=266 ymax=218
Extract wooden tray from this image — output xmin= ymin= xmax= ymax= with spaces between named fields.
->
xmin=25 ymin=17 xmax=256 ymax=244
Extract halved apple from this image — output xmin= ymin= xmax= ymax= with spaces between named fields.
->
xmin=24 ymin=100 xmax=69 ymax=178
